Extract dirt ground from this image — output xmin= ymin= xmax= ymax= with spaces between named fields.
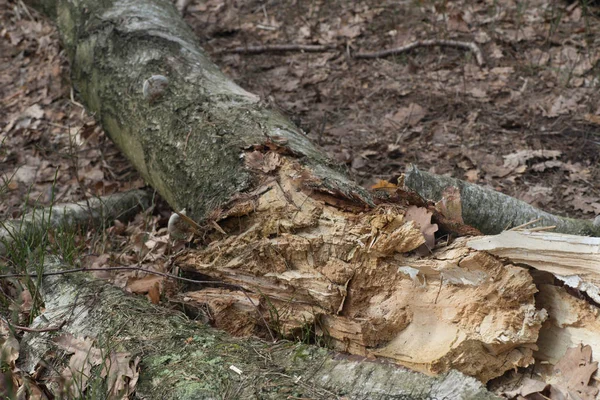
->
xmin=191 ymin=0 xmax=600 ymax=220
xmin=2 ymin=0 xmax=600 ymax=396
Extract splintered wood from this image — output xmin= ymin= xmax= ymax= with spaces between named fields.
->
xmin=469 ymin=230 xmax=600 ymax=303
xmin=176 ymin=157 xmax=546 ymax=382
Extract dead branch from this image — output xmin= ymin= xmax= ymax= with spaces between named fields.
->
xmin=215 ymin=44 xmax=336 ymax=55
xmin=216 ymin=39 xmax=486 ymax=66
xmin=0 ymin=265 xmax=276 ymax=342
xmin=403 ymin=165 xmax=600 ymax=236
xmin=3 ymin=318 xmax=65 ymax=333
xmin=355 ymin=39 xmax=485 ymax=66
xmin=0 ymin=190 xmax=151 ymax=257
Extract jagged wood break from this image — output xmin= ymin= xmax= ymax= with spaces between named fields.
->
xmin=177 ymin=155 xmax=546 ymax=382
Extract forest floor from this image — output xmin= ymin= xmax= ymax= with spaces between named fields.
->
xmin=2 ymin=0 xmax=600 ymax=397
xmin=3 ymin=0 xmax=600 ymax=221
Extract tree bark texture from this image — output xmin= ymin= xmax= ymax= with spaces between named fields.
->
xmin=404 ymin=165 xmax=600 ymax=236
xmin=29 ymin=0 xmax=371 ymax=224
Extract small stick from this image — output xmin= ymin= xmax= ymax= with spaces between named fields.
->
xmin=509 ymin=218 xmax=542 ymax=231
xmin=215 ymin=44 xmax=336 ymax=55
xmin=10 ymin=321 xmax=66 ymax=333
xmin=355 ymin=39 xmax=485 ymax=66
xmin=526 ymin=225 xmax=556 ymax=232
xmin=1 ymin=315 xmax=66 ymax=333
xmin=217 ymin=39 xmax=486 ymax=66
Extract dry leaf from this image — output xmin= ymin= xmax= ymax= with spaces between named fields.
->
xmin=404 ymin=206 xmax=438 ymax=253
xmin=583 ymin=113 xmax=600 ymax=125
xmin=23 ymin=104 xmax=44 ymax=120
xmin=572 ymin=196 xmax=600 ymax=215
xmin=0 ymin=320 xmax=20 ymax=366
xmin=54 ymin=334 xmax=103 ymax=397
xmin=147 ymin=282 xmax=161 ymax=304
xmin=101 ymin=352 xmax=140 ymax=399
xmin=545 ymin=95 xmax=581 ymax=118
xmin=244 ymin=151 xmax=281 ymax=173
xmin=371 ymin=179 xmax=397 ymax=191
xmin=464 ymin=169 xmax=479 ymax=182
xmin=503 ymin=150 xmax=562 ymax=171
xmin=388 ymin=103 xmax=426 ymax=127
xmin=126 ymin=275 xmax=164 ymax=295
xmin=502 ymin=377 xmax=549 ymax=398
xmin=551 ymin=344 xmax=599 ymax=400
xmin=337 ymin=24 xmax=361 ymax=39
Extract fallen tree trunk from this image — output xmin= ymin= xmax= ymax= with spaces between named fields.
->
xmin=22 ymin=0 xmax=600 ymax=396
xmin=15 ymin=256 xmax=498 ymax=400
xmin=27 ymin=0 xmax=371 ymax=224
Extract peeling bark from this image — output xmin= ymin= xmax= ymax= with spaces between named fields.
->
xmin=468 ymin=231 xmax=600 ymax=303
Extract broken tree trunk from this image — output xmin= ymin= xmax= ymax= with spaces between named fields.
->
xmin=26 ymin=0 xmax=371 ymax=224
xmin=16 ymin=256 xmax=498 ymax=400
xmin=24 ymin=0 xmax=579 ymax=392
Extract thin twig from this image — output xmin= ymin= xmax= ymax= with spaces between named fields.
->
xmin=215 ymin=44 xmax=336 ymax=55
xmin=70 ymin=87 xmax=85 ymax=109
xmin=526 ymin=225 xmax=556 ymax=232
xmin=2 ymin=316 xmax=66 ymax=333
xmin=355 ymin=39 xmax=485 ymax=66
xmin=0 ymin=266 xmax=277 ymax=342
xmin=509 ymin=218 xmax=542 ymax=231
xmin=434 ymin=275 xmax=444 ymax=305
